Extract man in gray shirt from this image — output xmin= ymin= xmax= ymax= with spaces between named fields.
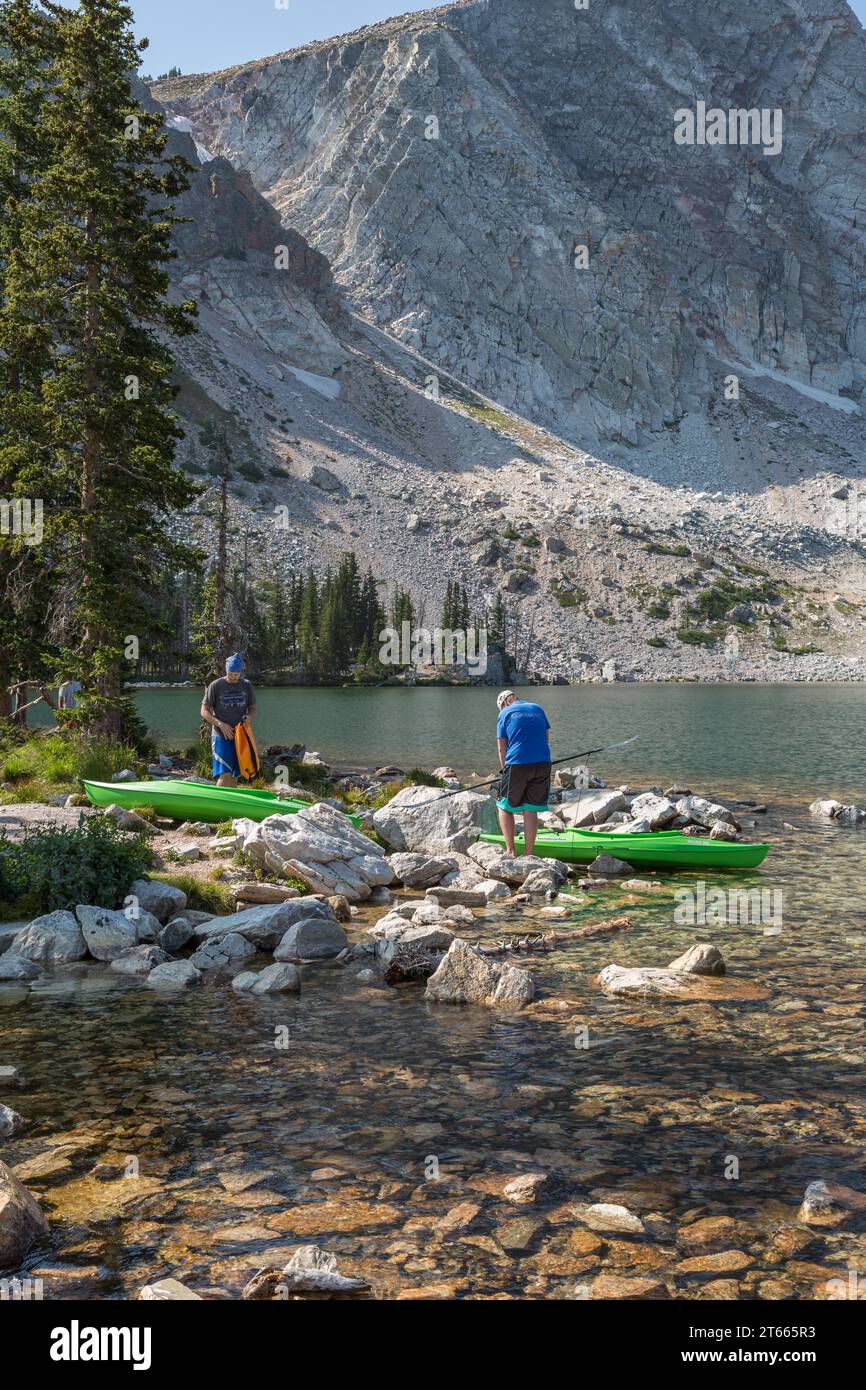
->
xmin=200 ymin=653 xmax=256 ymax=785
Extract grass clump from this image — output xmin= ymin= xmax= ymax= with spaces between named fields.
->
xmin=148 ymin=872 xmax=234 ymax=915
xmin=0 ymin=733 xmax=142 ymax=802
xmin=676 ymin=627 xmax=717 ymax=647
xmin=0 ymin=816 xmax=152 ymax=918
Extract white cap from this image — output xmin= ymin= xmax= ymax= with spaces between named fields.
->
xmin=496 ymin=690 xmax=516 ymax=710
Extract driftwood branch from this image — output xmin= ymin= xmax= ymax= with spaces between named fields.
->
xmin=477 ymin=916 xmax=633 ymax=956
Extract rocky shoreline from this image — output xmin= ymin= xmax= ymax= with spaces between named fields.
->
xmin=2 ymin=761 xmax=866 ymax=1300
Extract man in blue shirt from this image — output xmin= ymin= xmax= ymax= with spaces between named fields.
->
xmin=495 ymin=690 xmax=551 ymax=856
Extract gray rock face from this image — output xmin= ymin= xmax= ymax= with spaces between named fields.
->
xmin=0 ymin=1160 xmax=48 ymax=1268
xmin=167 ymin=0 xmax=866 ymax=445
xmin=373 ymin=786 xmax=497 ymax=856
xmin=233 ymin=962 xmax=301 ymax=995
xmin=128 ymin=879 xmax=188 ymax=923
xmin=189 ymin=933 xmax=256 ymax=970
xmin=75 ymin=906 xmax=139 ymax=962
xmin=146 ymin=960 xmax=202 ymax=989
xmin=110 ymin=945 xmax=171 ymax=977
xmin=157 ymin=917 xmax=196 ymax=953
xmin=559 ymin=790 xmax=627 ymax=828
xmin=235 ymin=804 xmax=392 ymax=901
xmin=387 ymin=852 xmax=453 ymax=888
xmin=9 ymin=911 xmax=87 ymax=964
xmin=196 ymin=897 xmax=336 ymax=949
xmin=425 ymin=936 xmax=535 ymax=1010
xmin=627 ymin=793 xmax=678 ymax=829
xmin=273 ymin=918 xmax=349 ymax=961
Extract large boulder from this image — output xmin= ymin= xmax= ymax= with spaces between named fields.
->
xmin=274 ymin=918 xmax=349 ymax=961
xmin=387 ymin=852 xmax=453 ymax=888
xmin=675 ymin=796 xmax=738 ymax=829
xmin=196 ymin=897 xmax=337 ymax=950
xmin=236 ymin=804 xmax=392 ymax=901
xmin=558 ymin=789 xmax=627 ymax=827
xmin=157 ymin=917 xmax=196 ymax=953
xmin=0 ymin=956 xmax=41 ymax=981
xmin=0 ymin=1103 xmax=25 ymax=1138
xmin=425 ymin=937 xmax=534 ymax=1010
xmin=373 ymin=785 xmax=497 ymax=856
xmin=128 ymin=879 xmax=188 ymax=923
xmin=627 ymin=793 xmax=678 ymax=829
xmin=9 ymin=911 xmax=87 ymax=964
xmin=466 ymin=843 xmax=559 ymax=884
xmin=0 ymin=1160 xmax=48 ymax=1268
xmin=75 ymin=906 xmax=139 ymax=961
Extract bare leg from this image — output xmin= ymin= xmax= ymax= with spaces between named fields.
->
xmin=522 ymin=810 xmax=539 ymax=856
xmin=498 ymin=806 xmax=516 ymax=856
xmin=217 ymin=773 xmax=238 ymax=788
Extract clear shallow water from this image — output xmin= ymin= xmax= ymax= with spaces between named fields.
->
xmin=3 ymin=797 xmax=866 ymax=1301
xmin=7 ymin=684 xmax=866 ymax=1300
xmin=135 ymin=683 xmax=866 ymax=801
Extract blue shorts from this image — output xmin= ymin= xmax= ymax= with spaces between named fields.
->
xmin=212 ymin=732 xmax=240 ymax=779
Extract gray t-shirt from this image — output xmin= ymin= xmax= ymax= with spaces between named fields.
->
xmin=203 ymin=677 xmax=255 ymax=729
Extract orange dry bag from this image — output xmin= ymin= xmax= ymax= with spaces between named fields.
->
xmin=234 ymin=719 xmax=260 ymax=782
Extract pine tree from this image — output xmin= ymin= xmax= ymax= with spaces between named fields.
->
xmin=0 ymin=0 xmax=64 ymax=721
xmin=3 ymin=0 xmax=200 ymax=737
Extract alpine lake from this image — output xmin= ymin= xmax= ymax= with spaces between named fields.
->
xmin=4 ymin=683 xmax=866 ymax=1300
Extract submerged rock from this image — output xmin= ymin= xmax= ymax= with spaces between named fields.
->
xmin=667 ymin=944 xmax=726 ymax=977
xmin=597 ymin=963 xmax=765 ymax=1002
xmin=425 ymin=937 xmax=534 ymax=1010
xmin=798 ymin=1180 xmax=866 ymax=1228
xmin=233 ymin=962 xmax=301 ymax=995
xmin=146 ymin=960 xmax=202 ymax=989
xmin=140 ymin=1278 xmax=203 ymax=1300
xmin=0 ymin=1102 xmax=25 ymax=1137
xmin=110 ymin=945 xmax=170 ymax=976
xmin=0 ymin=1160 xmax=48 ymax=1268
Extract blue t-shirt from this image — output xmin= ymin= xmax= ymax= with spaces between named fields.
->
xmin=497 ymin=700 xmax=551 ymax=766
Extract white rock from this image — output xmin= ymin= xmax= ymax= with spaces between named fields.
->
xmin=373 ymin=785 xmax=497 ymax=856
xmin=425 ymin=937 xmax=534 ymax=1010
xmin=8 ymin=911 xmax=87 ymax=964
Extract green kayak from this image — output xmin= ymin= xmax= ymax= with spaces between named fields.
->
xmin=83 ymin=779 xmax=361 ymax=827
xmin=479 ymin=827 xmax=770 ymax=871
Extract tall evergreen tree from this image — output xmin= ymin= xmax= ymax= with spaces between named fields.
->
xmin=2 ymin=0 xmax=200 ymax=737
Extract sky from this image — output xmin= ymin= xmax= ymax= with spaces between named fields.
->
xmin=130 ymin=0 xmax=438 ymax=77
xmin=127 ymin=0 xmax=866 ymax=79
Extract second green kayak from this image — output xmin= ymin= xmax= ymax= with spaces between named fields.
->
xmin=479 ymin=827 xmax=770 ymax=871
xmin=83 ymin=779 xmax=362 ymax=827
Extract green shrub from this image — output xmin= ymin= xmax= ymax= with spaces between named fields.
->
xmin=644 ymin=542 xmax=691 ymax=557
xmin=0 ymin=816 xmax=152 ymax=917
xmin=676 ymin=627 xmax=717 ymax=647
xmin=647 ymin=636 xmax=668 ymax=648
xmin=646 ymin=600 xmax=671 ymax=619
xmin=405 ymin=768 xmax=445 ymax=787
